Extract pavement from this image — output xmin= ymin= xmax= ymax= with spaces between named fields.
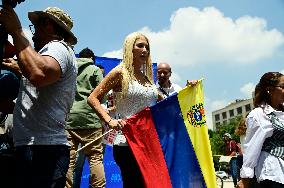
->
xmin=223 ymin=177 xmax=235 ymax=188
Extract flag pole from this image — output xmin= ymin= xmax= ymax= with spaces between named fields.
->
xmin=75 ymin=129 xmax=114 ymax=154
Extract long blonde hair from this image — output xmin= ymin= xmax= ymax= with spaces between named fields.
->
xmin=119 ymin=32 xmax=154 ymax=98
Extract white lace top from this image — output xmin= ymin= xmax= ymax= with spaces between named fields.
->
xmin=113 ymin=80 xmax=158 ymax=145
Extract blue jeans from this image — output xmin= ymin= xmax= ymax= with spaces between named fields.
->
xmin=14 ymin=145 xmax=70 ymax=188
xmin=230 ymin=157 xmax=239 ymax=186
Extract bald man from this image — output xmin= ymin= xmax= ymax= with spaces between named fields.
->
xmin=156 ymin=63 xmax=182 ymax=98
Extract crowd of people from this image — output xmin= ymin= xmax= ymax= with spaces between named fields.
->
xmin=0 ymin=3 xmax=283 ymax=188
xmin=222 ymin=72 xmax=284 ymax=188
xmin=0 ymin=4 xmax=197 ymax=188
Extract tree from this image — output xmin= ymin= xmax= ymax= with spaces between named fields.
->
xmin=209 ymin=116 xmax=242 ymax=155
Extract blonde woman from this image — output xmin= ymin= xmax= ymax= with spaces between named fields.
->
xmin=88 ymin=32 xmax=161 ymax=187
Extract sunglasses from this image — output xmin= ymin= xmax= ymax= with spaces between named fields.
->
xmin=29 ymin=25 xmax=35 ymax=35
xmin=273 ymin=84 xmax=284 ymax=89
xmin=157 ymin=71 xmax=171 ymax=76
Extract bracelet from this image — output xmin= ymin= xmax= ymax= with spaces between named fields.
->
xmin=107 ymin=118 xmax=113 ymax=124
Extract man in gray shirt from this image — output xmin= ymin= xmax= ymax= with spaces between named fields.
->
xmin=0 ymin=6 xmax=77 ymax=188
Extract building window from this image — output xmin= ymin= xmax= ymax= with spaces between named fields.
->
xmin=229 ymin=109 xmax=234 ymax=117
xmin=245 ymin=104 xmax=251 ymax=112
xmin=222 ymin=112 xmax=227 ymax=119
xmin=237 ymin=107 xmax=242 ymax=114
xmin=215 ymin=114 xmax=220 ymax=121
xmin=216 ymin=122 xmax=220 ymax=126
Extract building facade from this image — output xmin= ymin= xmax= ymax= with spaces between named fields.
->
xmin=212 ymin=98 xmax=253 ymax=130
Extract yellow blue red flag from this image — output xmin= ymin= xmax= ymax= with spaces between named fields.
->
xmin=123 ymin=79 xmax=216 ymax=188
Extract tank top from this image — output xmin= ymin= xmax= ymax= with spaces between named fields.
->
xmin=113 ymin=80 xmax=158 ymax=145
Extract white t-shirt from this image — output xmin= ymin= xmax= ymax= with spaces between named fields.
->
xmin=13 ymin=40 xmax=77 ymax=146
xmin=156 ymin=82 xmax=182 ymax=98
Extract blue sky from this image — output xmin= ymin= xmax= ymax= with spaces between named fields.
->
xmin=12 ymin=0 xmax=284 ymax=129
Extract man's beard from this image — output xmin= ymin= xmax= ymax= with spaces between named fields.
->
xmin=158 ymin=78 xmax=169 ymax=87
xmin=32 ymin=36 xmax=41 ymax=52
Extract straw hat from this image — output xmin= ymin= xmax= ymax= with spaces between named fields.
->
xmin=28 ymin=7 xmax=77 ymax=45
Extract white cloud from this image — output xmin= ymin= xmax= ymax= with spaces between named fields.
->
xmin=281 ymin=69 xmax=284 ymax=74
xmin=143 ymin=7 xmax=284 ymax=67
xmin=102 ymin=6 xmax=284 ymax=130
xmin=240 ymin=82 xmax=255 ymax=98
xmin=210 ymin=99 xmax=228 ymax=111
xmin=103 ymin=6 xmax=284 ymax=86
xmin=103 ymin=49 xmax=122 ymax=59
xmin=171 ymin=72 xmax=182 ymax=84
xmin=204 ymin=97 xmax=228 ymax=130
xmin=205 ymin=112 xmax=214 ymax=130
xmin=8 ymin=28 xmax=33 ymax=46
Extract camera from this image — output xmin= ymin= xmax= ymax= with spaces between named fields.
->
xmin=2 ymin=0 xmax=25 ymax=8
xmin=0 ymin=0 xmax=25 ymax=69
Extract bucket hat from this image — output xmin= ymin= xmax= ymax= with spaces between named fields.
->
xmin=28 ymin=7 xmax=77 ymax=45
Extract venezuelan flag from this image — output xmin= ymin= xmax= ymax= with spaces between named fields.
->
xmin=123 ymin=80 xmax=216 ymax=188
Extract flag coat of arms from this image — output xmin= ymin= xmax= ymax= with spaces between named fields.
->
xmin=122 ymin=80 xmax=217 ymax=188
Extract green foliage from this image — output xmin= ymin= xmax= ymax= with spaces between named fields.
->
xmin=209 ymin=116 xmax=242 ymax=156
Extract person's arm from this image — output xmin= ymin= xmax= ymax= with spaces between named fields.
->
xmin=107 ymin=106 xmax=116 ymax=113
xmin=2 ymin=58 xmax=22 ymax=77
xmin=0 ymin=5 xmax=61 ymax=87
xmin=240 ymin=109 xmax=273 ymax=179
xmin=87 ymin=67 xmax=125 ymax=130
xmin=16 ymin=44 xmax=61 ymax=87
